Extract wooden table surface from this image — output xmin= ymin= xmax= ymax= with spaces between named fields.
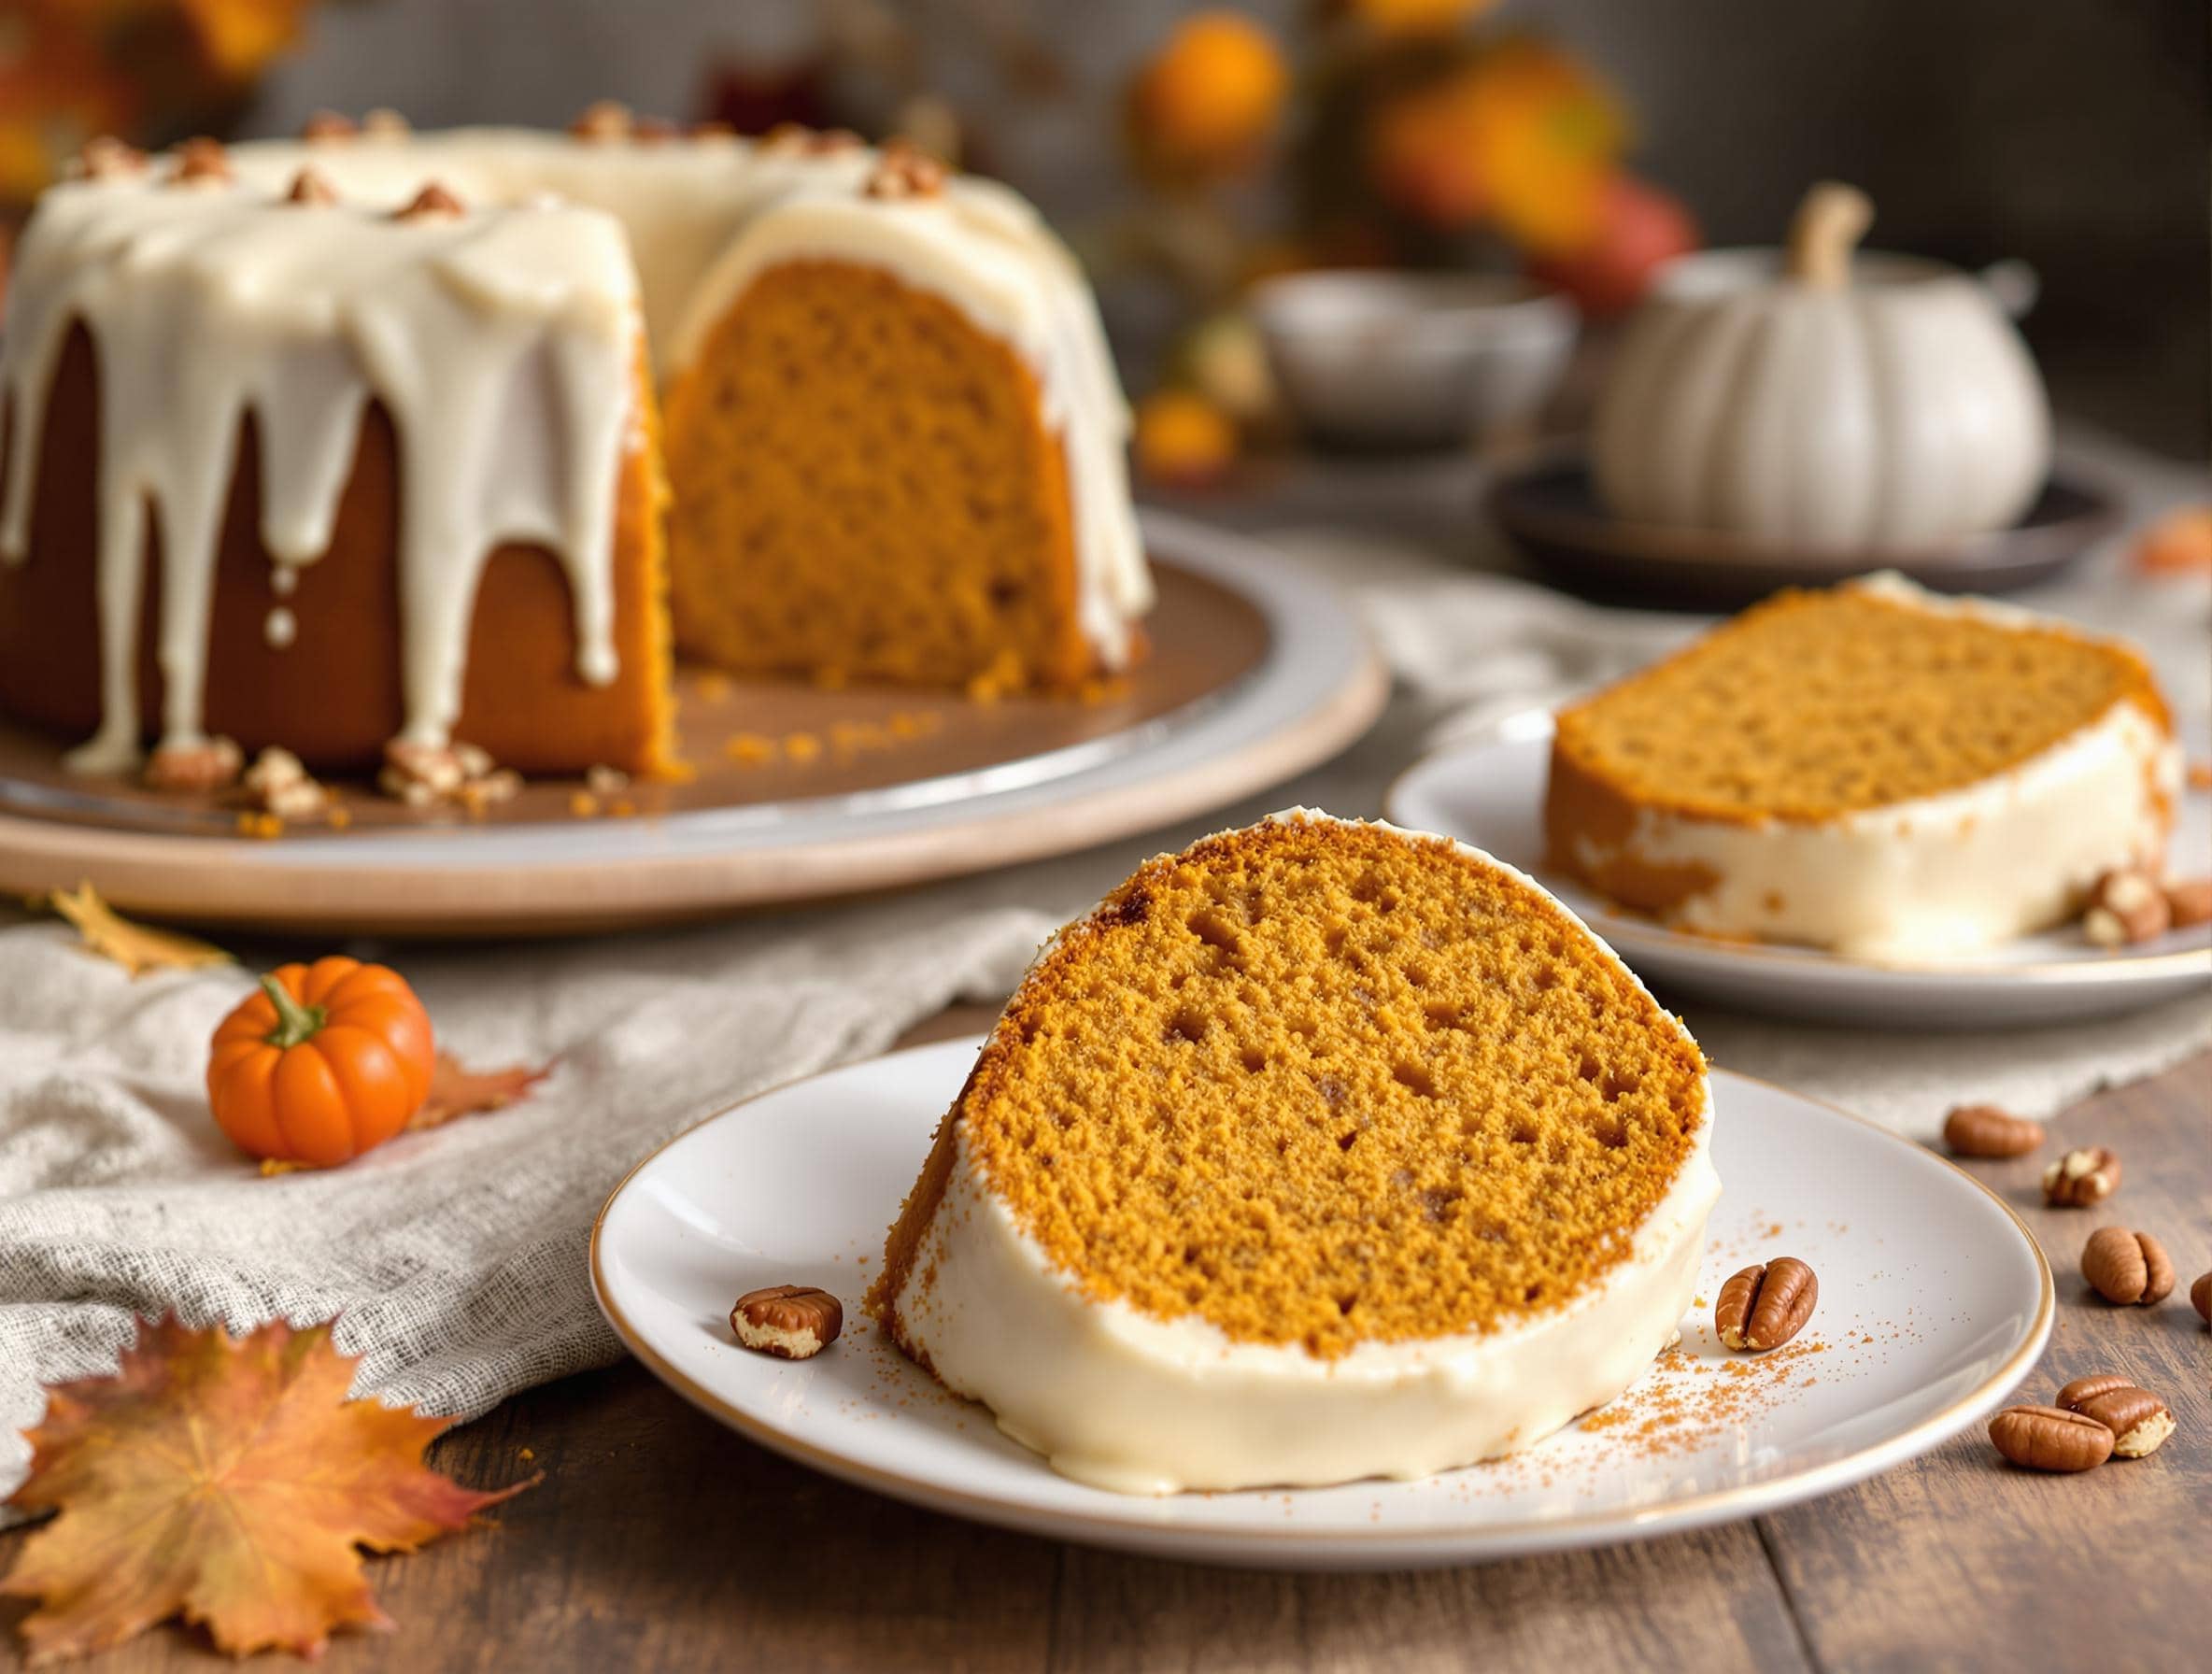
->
xmin=5 ymin=1011 xmax=2206 ymax=1672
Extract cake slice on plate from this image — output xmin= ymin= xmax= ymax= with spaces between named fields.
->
xmin=867 ymin=811 xmax=1717 ymax=1495
xmin=1546 ymin=575 xmax=2178 ymax=960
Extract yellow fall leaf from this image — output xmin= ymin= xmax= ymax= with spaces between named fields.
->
xmin=43 ymin=881 xmax=234 ymax=979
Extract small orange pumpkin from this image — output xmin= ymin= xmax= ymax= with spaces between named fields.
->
xmin=206 ymin=958 xmax=436 ymax=1167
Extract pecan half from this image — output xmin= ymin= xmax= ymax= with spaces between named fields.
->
xmin=170 ymin=137 xmax=232 ymax=186
xmin=760 ymin=122 xmax=863 ymax=157
xmin=285 ymin=168 xmax=338 ymax=206
xmin=2166 ymin=878 xmax=2212 ymax=929
xmin=570 ymin=100 xmax=632 ymax=142
xmin=864 ymin=138 xmax=947 ymax=200
xmin=2081 ymin=1227 xmax=2175 ymax=1306
xmin=2084 ymin=869 xmax=2171 ymax=947
xmin=1989 ymin=1405 xmax=2114 ymax=1472
xmin=144 ymin=736 xmax=243 ymax=792
xmin=2057 ymin=1374 xmax=2176 ymax=1459
xmin=394 ymin=182 xmax=464 ymax=221
xmin=730 ymin=1284 xmax=843 ymax=1360
xmin=243 ymin=747 xmax=329 ymax=818
xmin=78 ymin=136 xmax=146 ymax=179
xmin=1714 ymin=1257 xmax=1818 ymax=1352
xmin=1943 ymin=1103 xmax=2045 ymax=1158
xmin=2041 ymin=1146 xmax=2121 ymax=1208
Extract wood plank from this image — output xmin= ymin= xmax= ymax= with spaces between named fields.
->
xmin=1753 ymin=1059 xmax=2212 ymax=1668
xmin=6 ymin=1050 xmax=2205 ymax=1672
xmin=1046 ymin=1527 xmax=1809 ymax=1673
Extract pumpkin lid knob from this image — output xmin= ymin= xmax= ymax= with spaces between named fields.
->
xmin=1786 ymin=182 xmax=1873 ymax=289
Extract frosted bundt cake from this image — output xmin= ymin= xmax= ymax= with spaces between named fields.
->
xmin=867 ymin=811 xmax=1718 ymax=1494
xmin=0 ymin=117 xmax=1152 ymax=776
xmin=1546 ymin=575 xmax=2177 ymax=959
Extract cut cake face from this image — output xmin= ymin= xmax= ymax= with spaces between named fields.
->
xmin=1546 ymin=576 xmax=2178 ymax=958
xmin=870 ymin=812 xmax=1718 ymax=1494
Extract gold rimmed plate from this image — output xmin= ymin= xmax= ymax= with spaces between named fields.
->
xmin=590 ymin=1038 xmax=2050 ymax=1570
xmin=1386 ymin=711 xmax=2212 ymax=1028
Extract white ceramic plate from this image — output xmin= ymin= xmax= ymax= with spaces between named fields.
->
xmin=1387 ymin=712 xmax=2212 ymax=1028
xmin=592 ymin=1039 xmax=2050 ymax=1571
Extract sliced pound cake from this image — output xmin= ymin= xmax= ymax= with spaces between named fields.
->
xmin=867 ymin=811 xmax=1718 ymax=1494
xmin=1547 ymin=575 xmax=2178 ymax=960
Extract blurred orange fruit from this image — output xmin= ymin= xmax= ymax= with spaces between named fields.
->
xmin=1369 ymin=42 xmax=1626 ymax=254
xmin=1128 ymin=10 xmax=1289 ymax=180
xmin=1135 ymin=390 xmax=1240 ymax=487
xmin=2131 ymin=506 xmax=2212 ymax=576
xmin=1526 ymin=173 xmax=1698 ymax=318
xmin=181 ymin=0 xmax=314 ymax=81
xmin=1334 ymin=0 xmax=1498 ymax=38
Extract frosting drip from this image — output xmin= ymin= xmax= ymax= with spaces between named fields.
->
xmin=0 ymin=127 xmax=1152 ymax=770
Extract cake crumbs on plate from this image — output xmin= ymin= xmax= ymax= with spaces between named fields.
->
xmin=887 ymin=709 xmax=943 ymax=739
xmin=724 ymin=731 xmax=777 ymax=766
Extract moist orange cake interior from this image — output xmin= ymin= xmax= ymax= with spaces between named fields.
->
xmin=1553 ymin=587 xmax=2170 ymax=824
xmin=870 ymin=819 xmax=1707 ymax=1359
xmin=664 ymin=262 xmax=1095 ymax=691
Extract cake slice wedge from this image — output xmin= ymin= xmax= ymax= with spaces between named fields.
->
xmin=1545 ymin=575 xmax=2178 ymax=960
xmin=867 ymin=811 xmax=1717 ymax=1494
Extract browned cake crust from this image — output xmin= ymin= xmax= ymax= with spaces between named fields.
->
xmin=0 ymin=323 xmax=674 ymax=773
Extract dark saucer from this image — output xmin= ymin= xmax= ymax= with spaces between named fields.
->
xmin=1487 ymin=455 xmax=2120 ymax=611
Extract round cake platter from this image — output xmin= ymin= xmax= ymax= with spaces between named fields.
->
xmin=591 ymin=1037 xmax=2051 ymax=1571
xmin=1386 ymin=710 xmax=2212 ymax=1029
xmin=0 ymin=511 xmax=1386 ymax=937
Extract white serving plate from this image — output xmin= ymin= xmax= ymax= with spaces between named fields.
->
xmin=592 ymin=1039 xmax=2050 ymax=1571
xmin=1387 ymin=712 xmax=2212 ymax=1028
xmin=0 ymin=511 xmax=1386 ymax=936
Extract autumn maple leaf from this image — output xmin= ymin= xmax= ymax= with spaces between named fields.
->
xmin=406 ymin=1051 xmax=554 ymax=1132
xmin=2 ymin=1317 xmax=533 ymax=1664
xmin=44 ymin=881 xmax=233 ymax=978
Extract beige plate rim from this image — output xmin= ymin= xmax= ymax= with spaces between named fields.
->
xmin=0 ymin=511 xmax=1388 ymax=936
xmin=588 ymin=1042 xmax=2054 ymax=1561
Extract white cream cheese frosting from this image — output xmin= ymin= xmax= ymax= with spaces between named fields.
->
xmin=0 ymin=127 xmax=1152 ymax=771
xmin=880 ymin=812 xmax=1721 ymax=1496
xmin=1561 ymin=577 xmax=2181 ymax=963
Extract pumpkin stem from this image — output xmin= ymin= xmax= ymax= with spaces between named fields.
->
xmin=1786 ymin=182 xmax=1873 ymax=289
xmin=259 ymin=973 xmax=327 ymax=1050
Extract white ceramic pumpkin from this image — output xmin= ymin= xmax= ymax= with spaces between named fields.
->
xmin=1592 ymin=184 xmax=2050 ymax=550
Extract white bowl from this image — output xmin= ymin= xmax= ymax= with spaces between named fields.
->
xmin=1250 ymin=271 xmax=1577 ymax=450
